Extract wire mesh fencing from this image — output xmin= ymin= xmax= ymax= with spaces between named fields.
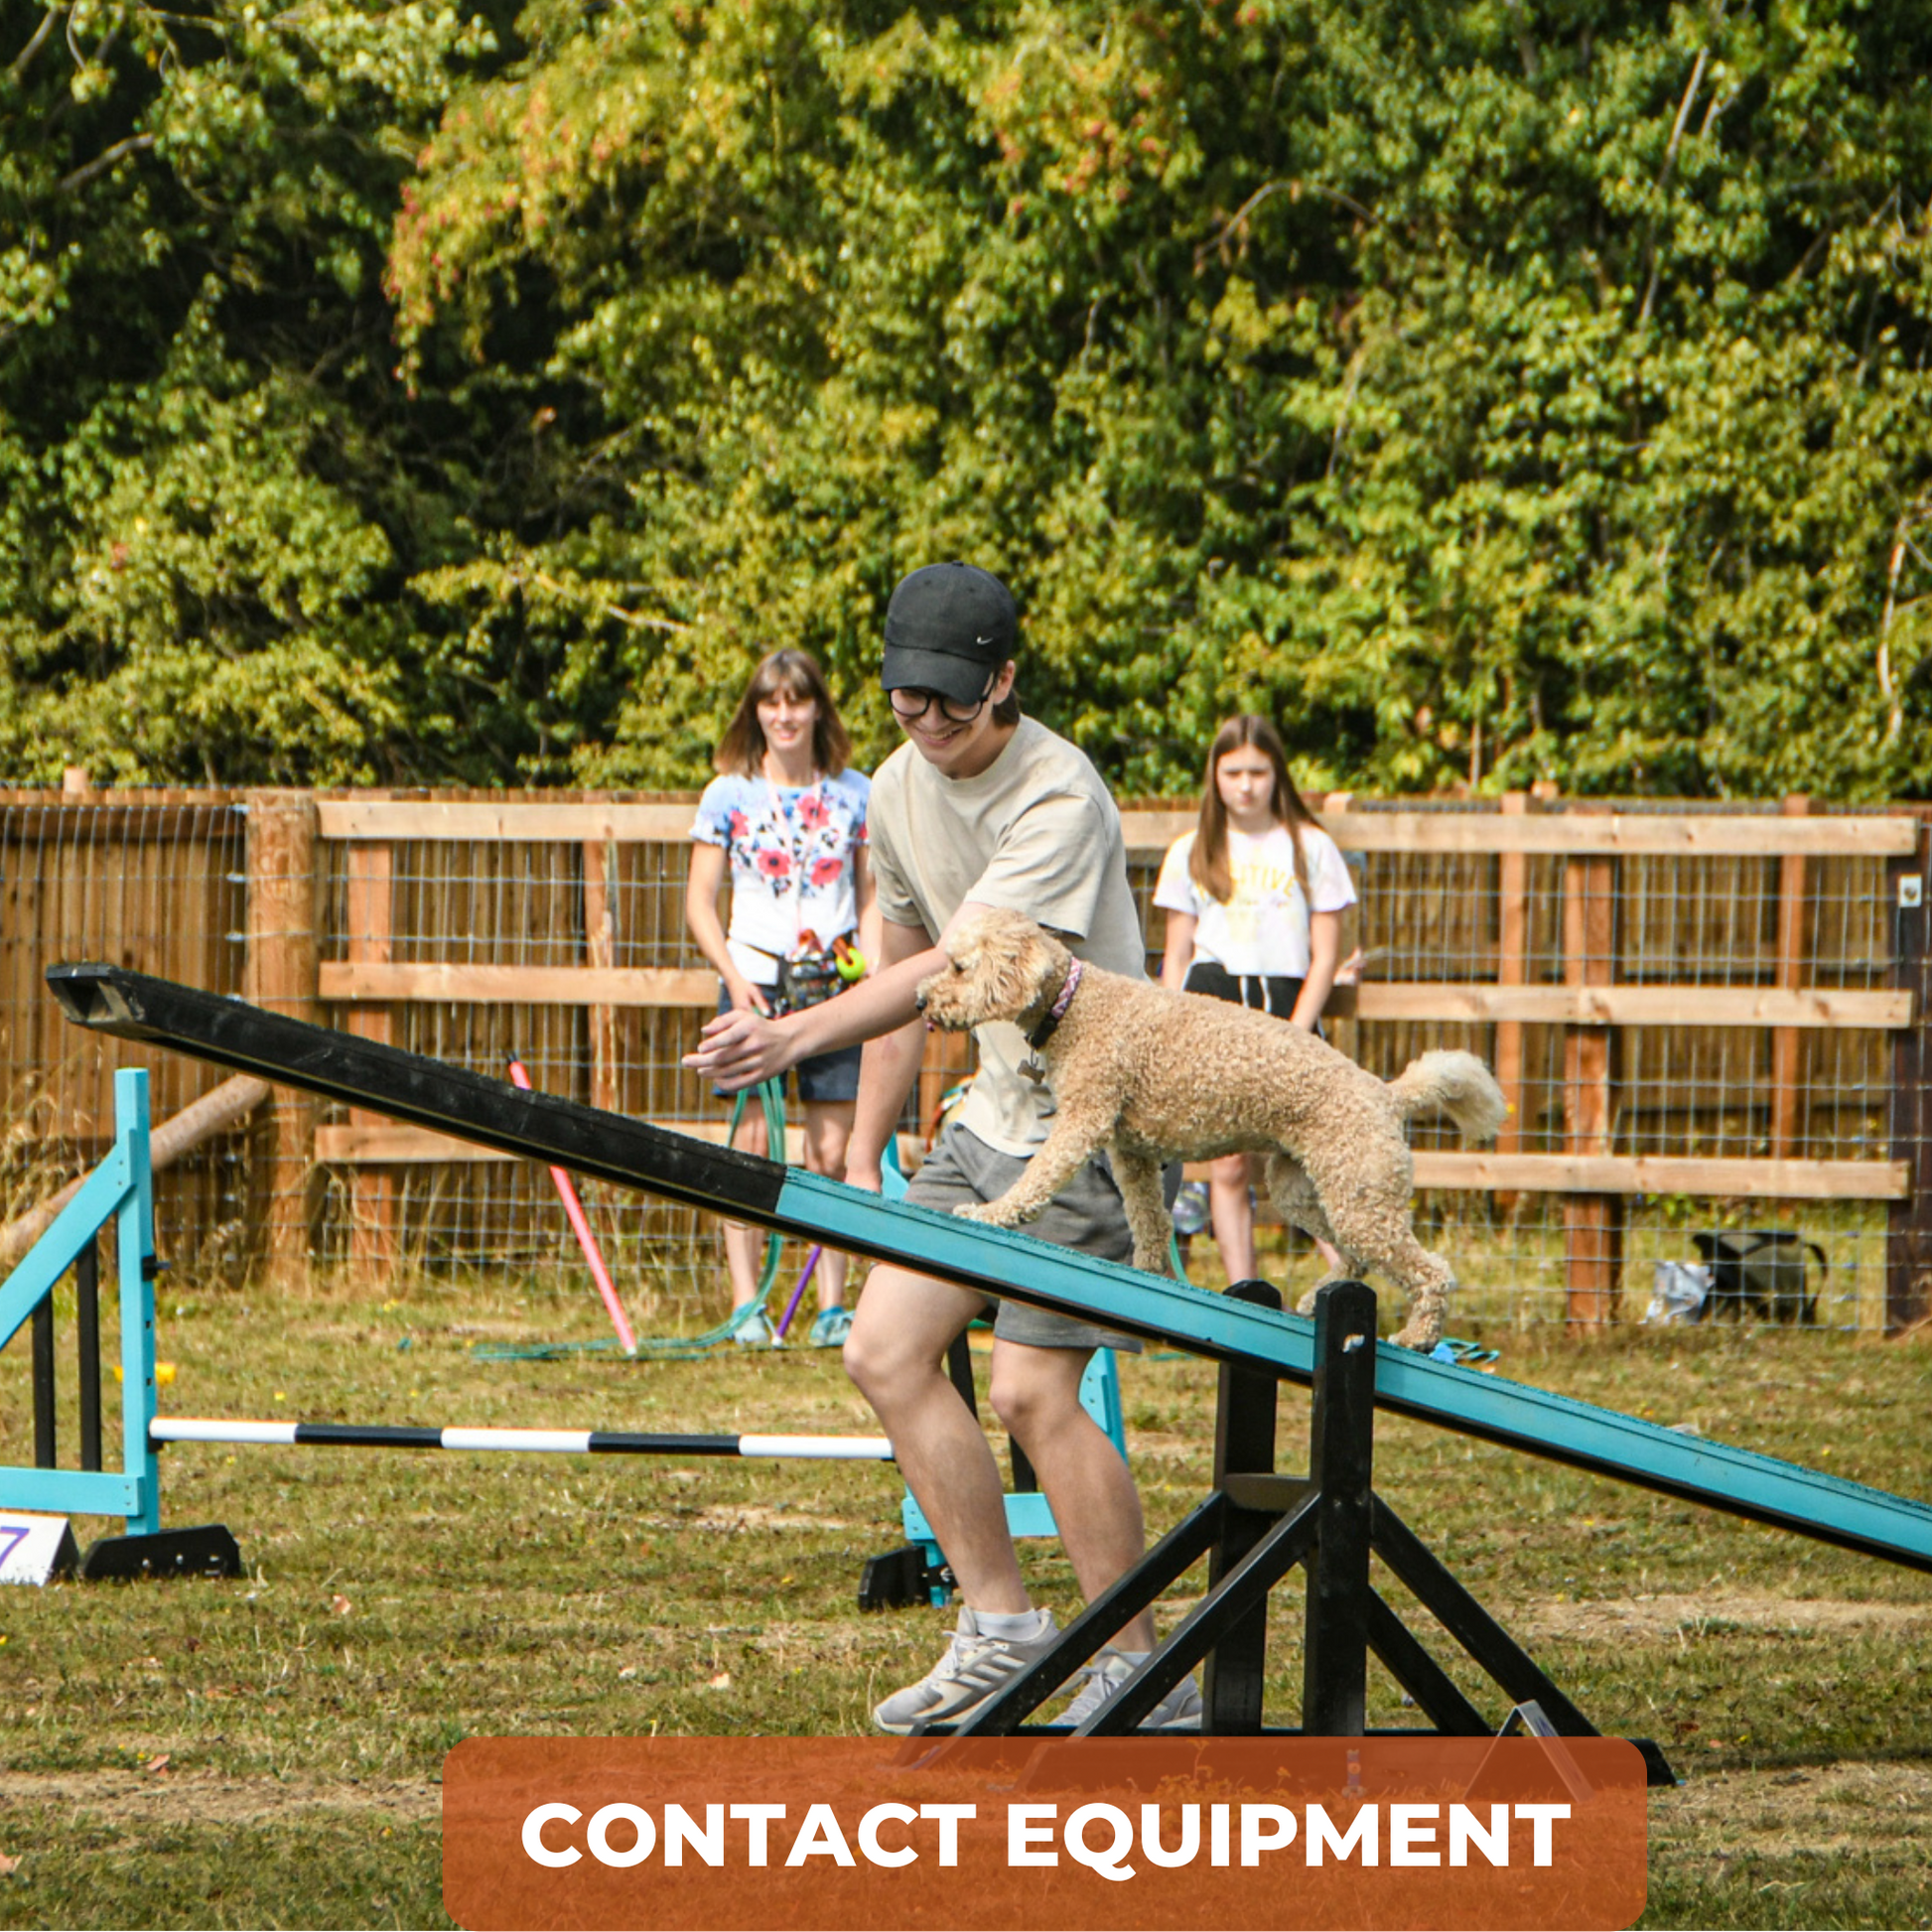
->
xmin=1273 ymin=797 xmax=1923 ymax=1334
xmin=0 ymin=786 xmax=252 ymax=1283
xmin=1 ymin=783 xmax=1926 ymax=1338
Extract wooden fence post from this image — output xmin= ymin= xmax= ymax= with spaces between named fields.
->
xmin=1771 ymin=794 xmax=1812 ymax=1159
xmin=583 ymin=839 xmax=625 ymax=1115
xmin=1563 ymin=804 xmax=1621 ymax=1329
xmin=245 ymin=790 xmax=320 ymax=1290
xmin=1887 ymin=817 xmax=1931 ymax=1335
xmin=345 ymin=841 xmax=398 ymax=1283
xmin=1492 ymin=792 xmax=1530 ymax=1211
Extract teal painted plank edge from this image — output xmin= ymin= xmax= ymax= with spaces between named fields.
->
xmin=775 ymin=1170 xmax=1932 ymax=1575
xmin=3 ymin=1468 xmax=142 ymax=1516
xmin=0 ymin=1148 xmax=130 ymax=1353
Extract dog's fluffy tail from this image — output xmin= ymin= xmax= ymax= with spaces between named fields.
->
xmin=1388 ymin=1050 xmax=1507 ymax=1145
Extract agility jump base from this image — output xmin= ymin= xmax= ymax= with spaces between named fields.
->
xmin=0 ymin=1065 xmax=170 ymax=1571
xmin=18 ymin=964 xmax=1932 ymax=1753
xmin=0 ymin=1069 xmax=913 ymax=1578
xmin=0 ymin=1063 xmax=1119 ymax=1593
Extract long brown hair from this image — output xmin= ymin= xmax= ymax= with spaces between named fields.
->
xmin=1188 ymin=715 xmax=1319 ymax=904
xmin=715 ymin=648 xmax=853 ymax=778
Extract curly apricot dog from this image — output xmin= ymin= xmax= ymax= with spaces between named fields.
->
xmin=915 ymin=908 xmax=1506 ymax=1350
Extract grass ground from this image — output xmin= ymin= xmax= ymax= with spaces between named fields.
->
xmin=1 ymin=1260 xmax=1928 ymax=1931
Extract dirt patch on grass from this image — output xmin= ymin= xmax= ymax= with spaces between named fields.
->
xmin=0 ymin=1768 xmax=439 ymax=1831
xmin=660 ymin=1504 xmax=858 ymax=1534
xmin=1522 ymin=1591 xmax=1932 ymax=1642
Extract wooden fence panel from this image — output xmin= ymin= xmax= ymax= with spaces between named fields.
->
xmin=2 ymin=786 xmax=1921 ymax=1327
xmin=0 ymin=791 xmax=250 ymax=1274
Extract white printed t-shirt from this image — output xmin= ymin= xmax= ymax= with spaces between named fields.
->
xmin=689 ymin=767 xmax=871 ymax=983
xmin=867 ymin=716 xmax=1147 ymax=1155
xmin=1153 ymin=823 xmax=1356 ymax=979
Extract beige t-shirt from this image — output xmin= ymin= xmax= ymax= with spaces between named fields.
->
xmin=868 ymin=716 xmax=1148 ymax=1155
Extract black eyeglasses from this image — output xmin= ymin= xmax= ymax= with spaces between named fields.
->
xmin=888 ymin=676 xmax=998 ymax=725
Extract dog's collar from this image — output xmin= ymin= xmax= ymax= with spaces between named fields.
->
xmin=1027 ymin=957 xmax=1085 ymax=1050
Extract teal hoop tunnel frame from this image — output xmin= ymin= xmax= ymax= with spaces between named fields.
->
xmin=33 ymin=961 xmax=1932 ymax=1580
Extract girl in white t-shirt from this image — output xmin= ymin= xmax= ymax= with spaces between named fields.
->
xmin=1155 ymin=714 xmax=1357 ymax=1286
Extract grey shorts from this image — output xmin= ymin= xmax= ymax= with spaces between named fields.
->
xmin=904 ymin=1123 xmax=1146 ymax=1354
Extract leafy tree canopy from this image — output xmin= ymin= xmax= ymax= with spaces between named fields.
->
xmin=2 ymin=0 xmax=1929 ymax=796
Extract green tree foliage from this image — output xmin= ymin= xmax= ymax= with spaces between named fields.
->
xmin=0 ymin=0 xmax=615 ymax=782
xmin=4 ymin=1 xmax=1930 ymax=795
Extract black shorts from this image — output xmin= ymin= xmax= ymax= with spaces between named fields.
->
xmin=713 ymin=986 xmax=862 ymax=1104
xmin=1182 ymin=959 xmax=1306 ymax=1022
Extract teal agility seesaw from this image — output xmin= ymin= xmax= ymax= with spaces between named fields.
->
xmin=44 ymin=960 xmax=1930 ymax=1574
xmin=18 ymin=962 xmax=1932 ymax=1758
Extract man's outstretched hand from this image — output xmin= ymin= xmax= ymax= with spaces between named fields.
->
xmin=683 ymin=1007 xmax=800 ymax=1091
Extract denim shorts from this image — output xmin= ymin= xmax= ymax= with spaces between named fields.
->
xmin=713 ymin=986 xmax=862 ymax=1105
xmin=904 ymin=1122 xmax=1155 ymax=1354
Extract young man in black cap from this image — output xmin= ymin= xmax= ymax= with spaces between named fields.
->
xmin=686 ymin=561 xmax=1199 ymax=1733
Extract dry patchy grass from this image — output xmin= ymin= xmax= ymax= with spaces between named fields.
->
xmin=0 ymin=1265 xmax=1927 ymax=1928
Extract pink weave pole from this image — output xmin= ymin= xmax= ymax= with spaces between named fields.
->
xmin=507 ymin=1055 xmax=637 ymax=1356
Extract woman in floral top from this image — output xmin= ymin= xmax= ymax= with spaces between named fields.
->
xmin=686 ymin=649 xmax=873 ymax=1345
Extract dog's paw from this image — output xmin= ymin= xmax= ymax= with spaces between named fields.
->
xmin=1132 ymin=1244 xmax=1174 ymax=1278
xmin=1392 ymin=1307 xmax=1447 ymax=1352
xmin=952 ymin=1200 xmax=1019 ymax=1229
xmin=1293 ymin=1286 xmax=1322 ymax=1317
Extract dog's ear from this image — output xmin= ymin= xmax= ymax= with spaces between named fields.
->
xmin=945 ymin=908 xmax=1004 ymax=963
xmin=983 ymin=914 xmax=1057 ymax=1021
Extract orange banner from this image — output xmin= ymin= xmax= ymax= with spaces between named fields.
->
xmin=444 ymin=1734 xmax=1647 ymax=1930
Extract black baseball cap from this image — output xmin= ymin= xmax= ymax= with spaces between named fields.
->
xmin=880 ymin=562 xmax=1018 ymax=706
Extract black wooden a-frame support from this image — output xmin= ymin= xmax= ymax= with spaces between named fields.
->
xmin=945 ymin=1279 xmax=1676 ymax=1787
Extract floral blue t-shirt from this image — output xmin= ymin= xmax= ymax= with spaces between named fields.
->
xmin=691 ymin=767 xmax=871 ymax=983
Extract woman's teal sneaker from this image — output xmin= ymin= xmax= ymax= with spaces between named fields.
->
xmin=806 ymin=1306 xmax=853 ymax=1348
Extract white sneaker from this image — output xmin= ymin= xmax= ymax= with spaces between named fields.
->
xmin=871 ymin=1607 xmax=1061 ymax=1734
xmin=1058 ymin=1648 xmax=1203 ymax=1731
xmin=731 ymin=1308 xmax=773 ymax=1347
